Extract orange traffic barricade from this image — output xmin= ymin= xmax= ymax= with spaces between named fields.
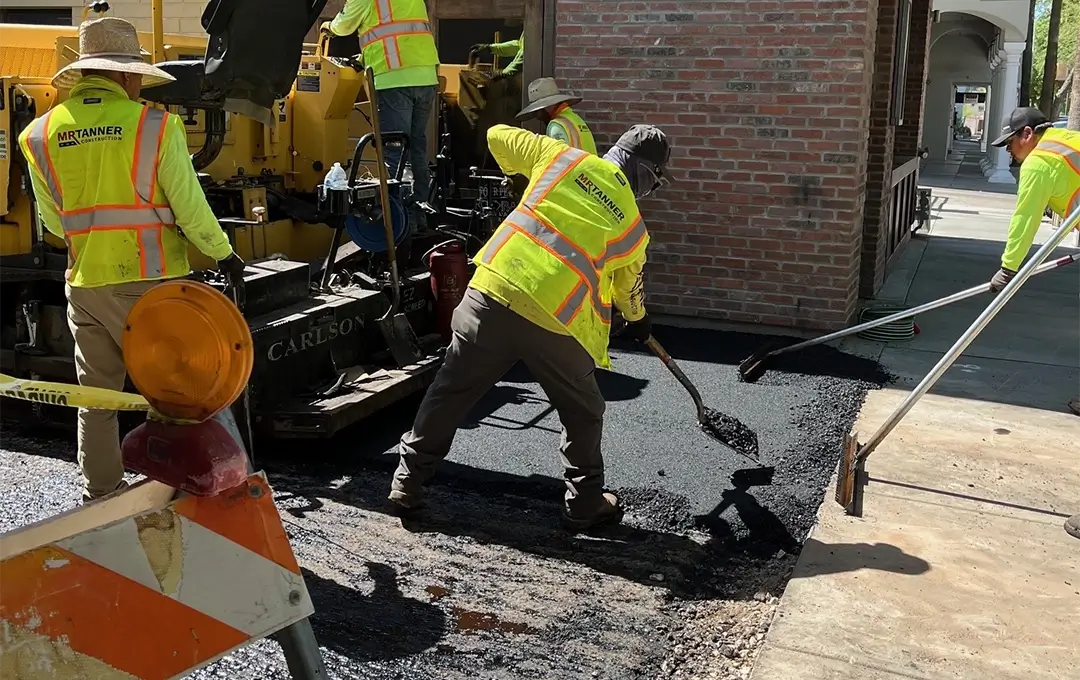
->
xmin=0 ymin=281 xmax=327 ymax=679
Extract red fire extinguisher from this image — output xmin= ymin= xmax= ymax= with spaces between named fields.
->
xmin=426 ymin=240 xmax=468 ymax=342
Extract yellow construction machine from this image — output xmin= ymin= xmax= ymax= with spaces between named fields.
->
xmin=0 ymin=0 xmax=521 ymax=438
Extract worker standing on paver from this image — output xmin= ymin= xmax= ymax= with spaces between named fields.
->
xmin=324 ymin=0 xmax=439 ymax=207
xmin=989 ymin=106 xmax=1080 ymax=540
xmin=17 ymin=18 xmax=244 ymax=503
xmin=389 ymin=124 xmax=671 ymax=530
xmin=516 ymin=78 xmax=598 ymax=155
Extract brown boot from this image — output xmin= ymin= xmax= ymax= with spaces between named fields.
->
xmin=1065 ymin=514 xmax=1080 ymax=540
xmin=81 ymin=479 xmax=129 ymax=505
xmin=562 ymin=492 xmax=624 ymax=531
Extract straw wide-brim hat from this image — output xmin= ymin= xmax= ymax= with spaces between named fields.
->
xmin=52 ymin=17 xmax=176 ymax=90
xmin=516 ymin=77 xmax=581 ymax=120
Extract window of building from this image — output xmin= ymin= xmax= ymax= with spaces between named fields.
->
xmin=891 ymin=0 xmax=912 ymax=126
xmin=0 ymin=7 xmax=73 ymax=25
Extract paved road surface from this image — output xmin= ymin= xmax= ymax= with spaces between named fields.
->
xmin=0 ymin=325 xmax=889 ymax=679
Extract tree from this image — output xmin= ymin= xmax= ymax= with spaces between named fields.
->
xmin=1031 ymin=0 xmax=1079 ymax=108
xmin=1069 ymin=25 xmax=1080 ymax=129
xmin=1039 ymin=0 xmax=1063 ymax=115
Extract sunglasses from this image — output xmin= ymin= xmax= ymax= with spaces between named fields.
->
xmin=640 ymin=164 xmax=669 ymax=198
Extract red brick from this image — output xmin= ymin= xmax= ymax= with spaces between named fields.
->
xmin=556 ymin=0 xmax=881 ymax=330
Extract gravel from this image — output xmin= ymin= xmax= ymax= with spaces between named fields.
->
xmin=0 ymin=324 xmax=891 ymax=679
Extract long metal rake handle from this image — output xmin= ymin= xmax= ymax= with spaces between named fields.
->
xmin=769 ymin=251 xmax=1080 ymax=359
xmin=857 ymin=205 xmax=1080 ymax=463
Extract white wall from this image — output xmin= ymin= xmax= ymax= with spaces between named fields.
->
xmin=931 ymin=0 xmax=1029 ymax=40
xmin=925 ymin=33 xmax=993 ymax=161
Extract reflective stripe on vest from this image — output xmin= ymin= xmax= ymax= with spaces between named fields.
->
xmin=553 ymin=116 xmax=581 ymax=149
xmin=479 ymin=147 xmax=647 ymax=326
xmin=24 ymin=107 xmax=176 ymax=279
xmin=357 ymin=0 xmax=431 ymax=70
xmin=1034 ymin=140 xmax=1080 ymax=214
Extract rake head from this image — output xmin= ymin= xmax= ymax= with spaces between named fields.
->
xmin=737 ymin=343 xmax=780 ymax=383
xmin=835 ymin=432 xmax=868 ymax=517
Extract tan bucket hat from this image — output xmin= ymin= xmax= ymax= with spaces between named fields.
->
xmin=516 ymin=78 xmax=582 ymax=120
xmin=52 ymin=17 xmax=176 ymax=90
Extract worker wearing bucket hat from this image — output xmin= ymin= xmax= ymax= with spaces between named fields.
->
xmin=18 ymin=17 xmax=243 ymax=503
xmin=516 ymin=78 xmax=597 ymax=155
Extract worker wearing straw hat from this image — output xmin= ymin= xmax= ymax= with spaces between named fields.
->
xmin=516 ymin=78 xmax=597 ymax=155
xmin=18 ymin=17 xmax=244 ymax=503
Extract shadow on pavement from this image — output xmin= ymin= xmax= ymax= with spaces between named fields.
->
xmin=790 ymin=539 xmax=930 ymax=578
xmin=608 ymin=325 xmax=893 ymax=386
xmin=303 ymin=562 xmax=447 ymax=661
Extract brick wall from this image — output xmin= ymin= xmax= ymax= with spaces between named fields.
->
xmin=554 ymin=0 xmax=880 ymax=331
xmin=893 ymin=0 xmax=932 ymax=160
xmin=859 ymin=0 xmax=897 ymax=297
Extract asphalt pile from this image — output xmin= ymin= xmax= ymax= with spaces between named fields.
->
xmin=0 ymin=324 xmax=892 ymax=679
xmin=700 ymin=407 xmax=760 ymax=460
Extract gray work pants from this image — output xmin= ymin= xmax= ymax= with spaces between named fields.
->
xmin=393 ymin=288 xmax=608 ymax=515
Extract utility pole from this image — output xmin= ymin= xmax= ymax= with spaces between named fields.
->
xmin=1039 ymin=0 xmax=1063 ymax=116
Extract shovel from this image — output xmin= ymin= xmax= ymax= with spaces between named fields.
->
xmin=365 ymin=66 xmax=422 ymax=367
xmin=645 ymin=336 xmax=760 ymax=463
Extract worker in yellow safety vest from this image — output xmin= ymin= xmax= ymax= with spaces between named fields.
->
xmin=324 ymin=0 xmax=440 ymax=208
xmin=389 ymin=124 xmax=672 ymax=531
xmin=17 ymin=18 xmax=244 ymax=503
xmin=989 ymin=106 xmax=1080 ymax=540
xmin=515 ymin=77 xmax=598 ymax=155
xmin=471 ymin=30 xmax=524 ymax=81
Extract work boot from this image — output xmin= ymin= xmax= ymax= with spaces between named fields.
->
xmin=82 ymin=479 xmax=129 ymax=505
xmin=387 ymin=485 xmax=423 ymax=513
xmin=1065 ymin=514 xmax=1080 ymax=540
xmin=1068 ymin=397 xmax=1080 ymax=416
xmin=562 ymin=492 xmax=624 ymax=531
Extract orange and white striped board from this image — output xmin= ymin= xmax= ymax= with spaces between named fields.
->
xmin=0 ymin=473 xmax=314 ymax=679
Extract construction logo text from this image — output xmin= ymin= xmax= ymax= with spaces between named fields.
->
xmin=574 ymin=173 xmax=626 ymax=222
xmin=57 ymin=126 xmax=124 ymax=148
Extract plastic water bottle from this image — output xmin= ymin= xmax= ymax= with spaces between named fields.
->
xmin=324 ymin=162 xmax=348 ymax=190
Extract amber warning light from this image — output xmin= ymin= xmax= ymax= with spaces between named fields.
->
xmin=120 ymin=280 xmax=254 ymax=496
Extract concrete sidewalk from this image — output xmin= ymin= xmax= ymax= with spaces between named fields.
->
xmin=752 ymin=186 xmax=1080 ymax=680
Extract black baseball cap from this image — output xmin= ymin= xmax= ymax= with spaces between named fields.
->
xmin=991 ymin=107 xmax=1052 ymax=147
xmin=614 ymin=125 xmax=671 ymax=174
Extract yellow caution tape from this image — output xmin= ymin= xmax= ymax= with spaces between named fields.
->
xmin=0 ymin=373 xmax=151 ymax=411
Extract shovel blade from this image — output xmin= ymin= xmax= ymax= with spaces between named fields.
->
xmin=379 ymin=314 xmax=422 ymax=367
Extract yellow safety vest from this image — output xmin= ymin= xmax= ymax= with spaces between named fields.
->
xmin=20 ymin=91 xmax=189 ymax=287
xmin=1027 ymin=128 xmax=1080 ymax=216
xmin=357 ymin=0 xmax=439 ymax=78
xmin=475 ymin=146 xmax=649 ymax=368
xmin=548 ymin=106 xmax=597 ymax=155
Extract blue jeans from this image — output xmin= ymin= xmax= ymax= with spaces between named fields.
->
xmin=377 ymin=85 xmax=436 ymax=202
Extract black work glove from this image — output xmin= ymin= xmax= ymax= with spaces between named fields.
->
xmin=470 ymin=43 xmax=492 ymax=57
xmin=491 ymin=68 xmax=517 ymax=82
xmin=622 ymin=313 xmax=652 ymax=344
xmin=218 ymin=253 xmax=246 ymax=282
xmin=989 ymin=267 xmax=1016 ymax=293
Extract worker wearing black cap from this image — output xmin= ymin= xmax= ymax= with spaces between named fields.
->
xmin=388 ymin=123 xmax=671 ymax=531
xmin=990 ymin=106 xmax=1080 ymax=539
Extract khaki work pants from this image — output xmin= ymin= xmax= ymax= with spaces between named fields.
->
xmin=393 ymin=288 xmax=609 ymax=516
xmin=66 ymin=280 xmax=159 ymax=498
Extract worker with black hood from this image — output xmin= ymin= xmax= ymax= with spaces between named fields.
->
xmin=388 ymin=124 xmax=671 ymax=531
